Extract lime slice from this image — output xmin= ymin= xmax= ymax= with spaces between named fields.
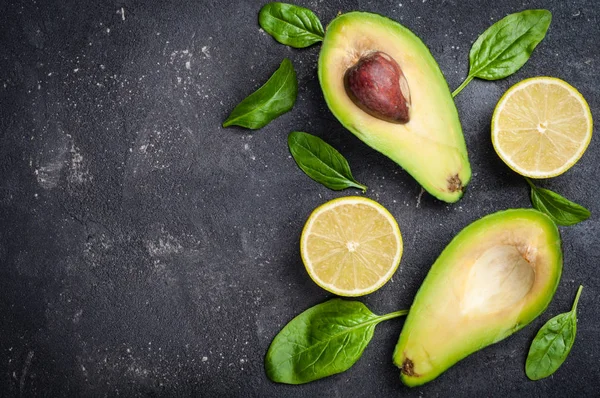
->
xmin=492 ymin=77 xmax=593 ymax=178
xmin=300 ymin=196 xmax=403 ymax=296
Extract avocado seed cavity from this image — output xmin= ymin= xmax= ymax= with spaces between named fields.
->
xmin=344 ymin=51 xmax=411 ymax=124
xmin=460 ymin=245 xmax=536 ymax=316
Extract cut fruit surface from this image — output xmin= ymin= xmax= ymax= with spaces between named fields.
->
xmin=300 ymin=196 xmax=402 ymax=296
xmin=492 ymin=77 xmax=593 ymax=178
xmin=318 ymin=12 xmax=471 ymax=203
xmin=393 ymin=209 xmax=562 ymax=386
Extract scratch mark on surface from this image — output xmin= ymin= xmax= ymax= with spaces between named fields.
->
xmin=411 ymin=224 xmax=420 ymax=248
xmin=416 ymin=188 xmax=425 ymax=208
xmin=19 ymin=351 xmax=34 ymax=395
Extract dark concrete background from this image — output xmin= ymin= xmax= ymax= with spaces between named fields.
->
xmin=0 ymin=0 xmax=598 ymax=396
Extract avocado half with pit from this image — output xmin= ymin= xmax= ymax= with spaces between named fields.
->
xmin=318 ymin=12 xmax=470 ymax=203
xmin=393 ymin=209 xmax=562 ymax=386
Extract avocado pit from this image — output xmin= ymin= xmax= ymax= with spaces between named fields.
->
xmin=344 ymin=51 xmax=411 ymax=124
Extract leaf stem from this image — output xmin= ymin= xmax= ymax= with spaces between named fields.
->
xmin=571 ymin=285 xmax=584 ymax=313
xmin=524 ymin=176 xmax=536 ymax=190
xmin=452 ymin=75 xmax=474 ymax=98
xmin=379 ymin=309 xmax=409 ymax=322
xmin=353 ymin=182 xmax=368 ymax=193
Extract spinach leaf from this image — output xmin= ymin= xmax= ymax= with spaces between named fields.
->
xmin=265 ymin=299 xmax=407 ymax=384
xmin=453 ymin=9 xmax=552 ymax=97
xmin=526 ymin=285 xmax=583 ymax=380
xmin=223 ymin=58 xmax=297 ymax=129
xmin=526 ymin=178 xmax=590 ymax=226
xmin=288 ymin=131 xmax=367 ymax=192
xmin=259 ymin=2 xmax=324 ymax=48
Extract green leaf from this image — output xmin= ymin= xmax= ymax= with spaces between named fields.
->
xmin=259 ymin=2 xmax=324 ymax=48
xmin=453 ymin=9 xmax=551 ymax=97
xmin=288 ymin=131 xmax=367 ymax=192
xmin=526 ymin=178 xmax=590 ymax=226
xmin=526 ymin=285 xmax=583 ymax=380
xmin=265 ymin=299 xmax=407 ymax=384
xmin=223 ymin=58 xmax=297 ymax=129
xmin=469 ymin=9 xmax=552 ymax=80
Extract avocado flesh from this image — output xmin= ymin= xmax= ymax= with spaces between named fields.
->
xmin=318 ymin=12 xmax=471 ymax=203
xmin=393 ymin=209 xmax=562 ymax=386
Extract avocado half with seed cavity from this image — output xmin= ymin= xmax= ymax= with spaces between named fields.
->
xmin=318 ymin=12 xmax=471 ymax=203
xmin=393 ymin=209 xmax=562 ymax=386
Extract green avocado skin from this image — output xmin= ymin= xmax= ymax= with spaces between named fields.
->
xmin=318 ymin=12 xmax=471 ymax=203
xmin=392 ymin=209 xmax=563 ymax=386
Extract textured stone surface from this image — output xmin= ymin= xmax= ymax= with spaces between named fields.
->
xmin=0 ymin=0 xmax=598 ymax=396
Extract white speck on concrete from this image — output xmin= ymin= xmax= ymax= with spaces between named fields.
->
xmin=146 ymin=234 xmax=183 ymax=257
xmin=73 ymin=309 xmax=83 ymax=324
xmin=127 ymin=364 xmax=149 ymax=377
xmin=67 ymin=138 xmax=92 ymax=184
xmin=35 ymin=160 xmax=65 ymax=189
